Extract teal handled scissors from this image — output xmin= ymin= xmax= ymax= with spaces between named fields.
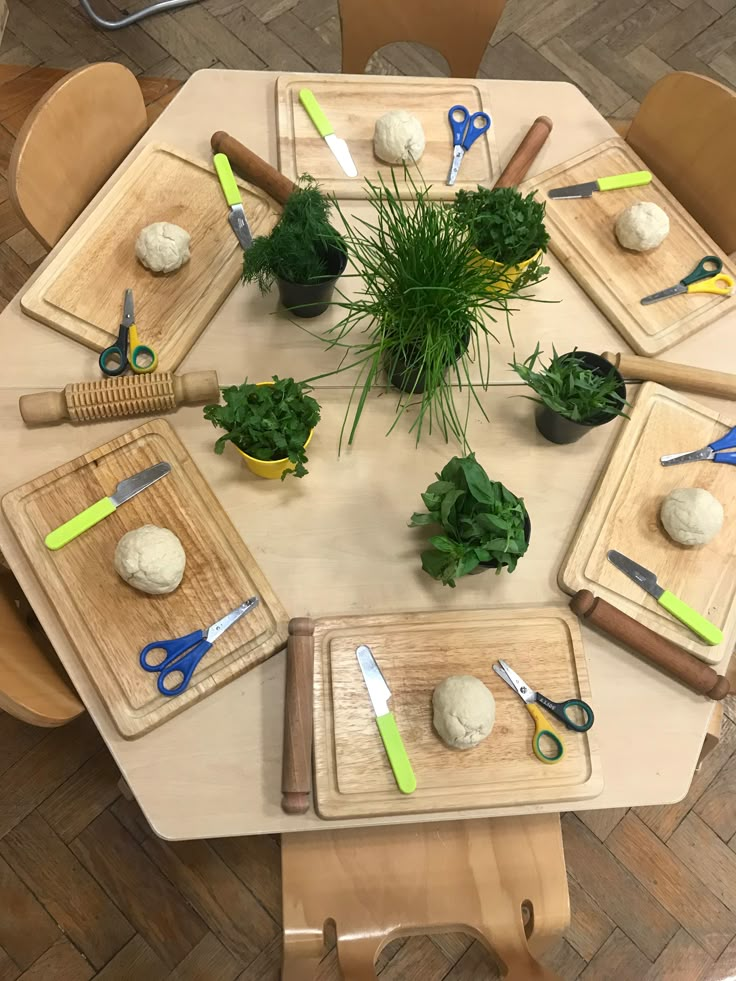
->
xmin=447 ymin=104 xmax=491 ymax=186
xmin=139 ymin=597 xmax=259 ymax=696
xmin=641 ymin=256 xmax=734 ymax=305
xmin=492 ymin=659 xmax=594 ymax=764
xmin=99 ymin=290 xmax=158 ymax=376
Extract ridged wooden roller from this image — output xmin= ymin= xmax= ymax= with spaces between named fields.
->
xmin=20 ymin=370 xmax=220 ymax=426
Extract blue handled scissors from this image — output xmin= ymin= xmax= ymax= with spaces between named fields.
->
xmin=661 ymin=425 xmax=736 ymax=467
xmin=447 ymin=104 xmax=492 ymax=186
xmin=139 ymin=597 xmax=259 ymax=697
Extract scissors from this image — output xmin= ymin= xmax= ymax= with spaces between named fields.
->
xmin=99 ymin=290 xmax=158 ymax=376
xmin=139 ymin=597 xmax=259 ymax=697
xmin=492 ymin=659 xmax=594 ymax=764
xmin=640 ymin=255 xmax=734 ymax=306
xmin=661 ymin=424 xmax=736 ymax=467
xmin=447 ymin=104 xmax=492 ymax=186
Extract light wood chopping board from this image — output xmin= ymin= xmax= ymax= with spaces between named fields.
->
xmin=276 ymin=74 xmax=499 ymax=200
xmin=521 ymin=138 xmax=735 ymax=357
xmin=559 ymin=382 xmax=736 ymax=665
xmin=2 ymin=419 xmax=288 ymax=738
xmin=21 ymin=144 xmax=279 ymax=371
xmin=312 ymin=608 xmax=602 ymax=819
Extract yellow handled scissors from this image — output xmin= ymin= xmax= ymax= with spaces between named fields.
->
xmin=99 ymin=290 xmax=158 ymax=376
xmin=129 ymin=321 xmax=158 ymax=374
xmin=641 ymin=255 xmax=734 ymax=305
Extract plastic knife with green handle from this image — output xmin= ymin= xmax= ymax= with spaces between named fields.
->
xmin=212 ymin=152 xmax=252 ymax=250
xmin=548 ymin=170 xmax=652 ymax=199
xmin=607 ymin=550 xmax=724 ymax=646
xmin=356 ymin=644 xmax=416 ymax=794
xmin=298 ymin=88 xmax=358 ymax=178
xmin=45 ymin=462 xmax=171 ymax=551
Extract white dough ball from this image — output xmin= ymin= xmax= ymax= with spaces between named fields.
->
xmin=660 ymin=487 xmax=724 ymax=546
xmin=615 ymin=201 xmax=669 ymax=252
xmin=114 ymin=525 xmax=186 ymax=594
xmin=432 ymin=675 xmax=496 ymax=750
xmin=373 ymin=110 xmax=426 ymax=164
xmin=135 ymin=221 xmax=191 ymax=273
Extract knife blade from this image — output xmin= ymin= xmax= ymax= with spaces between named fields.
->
xmin=607 ymin=549 xmax=723 ymax=646
xmin=213 ymin=153 xmax=253 ymax=250
xmin=45 ymin=462 xmax=171 ymax=550
xmin=548 ymin=170 xmax=652 ymax=199
xmin=299 ymin=88 xmax=358 ymax=178
xmin=356 ymin=645 xmax=416 ymax=794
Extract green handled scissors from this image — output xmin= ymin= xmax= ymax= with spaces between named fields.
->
xmin=99 ymin=290 xmax=158 ymax=376
xmin=641 ymin=255 xmax=734 ymax=305
xmin=493 ymin=659 xmax=594 ymax=764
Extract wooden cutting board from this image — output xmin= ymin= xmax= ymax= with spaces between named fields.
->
xmin=276 ymin=74 xmax=499 ymax=200
xmin=559 ymin=382 xmax=736 ymax=666
xmin=521 ymin=138 xmax=735 ymax=356
xmin=312 ymin=608 xmax=602 ymax=819
xmin=21 ymin=144 xmax=279 ymax=371
xmin=2 ymin=419 xmax=288 ymax=738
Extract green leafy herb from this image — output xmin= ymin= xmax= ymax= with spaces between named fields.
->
xmin=242 ymin=176 xmax=345 ymax=292
xmin=410 ymin=453 xmax=529 ymax=587
xmin=203 ymin=376 xmax=321 ymax=479
xmin=510 ymin=345 xmax=629 ymax=423
xmin=453 ymin=186 xmax=550 ymax=283
xmin=305 ymin=170 xmax=547 ymax=450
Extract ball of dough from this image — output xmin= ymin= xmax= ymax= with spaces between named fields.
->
xmin=660 ymin=487 xmax=724 ymax=546
xmin=615 ymin=201 xmax=669 ymax=252
xmin=432 ymin=675 xmax=496 ymax=750
xmin=114 ymin=525 xmax=186 ymax=594
xmin=135 ymin=222 xmax=191 ymax=273
xmin=373 ymin=110 xmax=426 ymax=164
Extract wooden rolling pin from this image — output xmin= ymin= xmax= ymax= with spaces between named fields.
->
xmin=281 ymin=617 xmax=315 ymax=815
xmin=603 ymin=352 xmax=736 ymax=401
xmin=211 ymin=131 xmax=295 ymax=206
xmin=494 ymin=116 xmax=553 ymax=188
xmin=570 ymin=590 xmax=731 ymax=700
xmin=19 ymin=370 xmax=220 ymax=426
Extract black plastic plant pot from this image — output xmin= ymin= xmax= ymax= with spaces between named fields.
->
xmin=388 ymin=333 xmax=471 ymax=395
xmin=534 ymin=351 xmax=626 ymax=445
xmin=472 ymin=511 xmax=532 ymax=575
xmin=276 ymin=239 xmax=347 ymax=319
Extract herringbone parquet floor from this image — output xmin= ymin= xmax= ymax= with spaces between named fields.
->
xmin=2 ymin=1 xmax=736 ymax=978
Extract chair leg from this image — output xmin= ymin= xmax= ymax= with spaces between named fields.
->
xmin=336 ymin=935 xmax=379 ymax=981
xmin=281 ymin=931 xmax=323 ymax=981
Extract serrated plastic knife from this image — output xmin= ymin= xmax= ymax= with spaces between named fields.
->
xmin=213 ymin=153 xmax=253 ymax=250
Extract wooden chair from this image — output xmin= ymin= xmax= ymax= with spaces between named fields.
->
xmin=337 ymin=0 xmax=507 ymax=77
xmin=281 ymin=815 xmax=568 ymax=980
xmin=615 ymin=72 xmax=736 ymax=255
xmin=8 ymin=62 xmax=148 ymax=249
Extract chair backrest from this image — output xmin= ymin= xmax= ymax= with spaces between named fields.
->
xmin=626 ymin=71 xmax=736 ymax=255
xmin=9 ymin=62 xmax=147 ymax=249
xmin=337 ymin=0 xmax=506 ymax=77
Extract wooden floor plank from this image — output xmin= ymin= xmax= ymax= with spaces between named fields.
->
xmin=602 ymin=0 xmax=681 ymax=55
xmin=167 ymin=933 xmax=241 ymax=981
xmin=0 ymin=712 xmax=47 ymax=780
xmin=480 ymin=33 xmax=570 ymax=82
xmin=374 ymin=935 xmax=452 ymax=981
xmin=233 ymin=935 xmax=281 ymax=981
xmin=15 ymin=941 xmax=93 ymax=981
xmin=693 ymin=751 xmax=736 ymax=841
xmin=70 ymin=811 xmax=207 ymax=969
xmin=578 ymin=929 xmax=651 ymax=980
xmin=37 ymin=749 xmax=121 ymax=843
xmin=3 ymin=2 xmax=75 ymax=65
xmin=540 ymin=938 xmax=587 ymax=980
xmin=607 ymin=812 xmax=736 ymax=958
xmin=0 ymin=947 xmax=20 ymax=981
xmin=643 ymin=928 xmax=713 ymax=981
xmin=565 ymin=877 xmax=615 ymax=962
xmin=5 ymin=227 xmax=46 ymax=266
xmin=0 ymin=812 xmax=133 ymax=969
xmin=575 ymin=806 xmax=627 ymax=842
xmin=0 ymin=853 xmax=61 ymax=970
xmin=539 ymin=36 xmax=631 ymax=113
xmin=669 ymin=812 xmax=736 ymax=913
xmin=646 ymin=0 xmax=721 ymax=58
xmin=92 ymin=935 xmax=167 ymax=981
xmin=438 ymin=939 xmax=499 ymax=980
xmin=210 ymin=834 xmax=282 ymax=923
xmin=108 ymin=796 xmax=152 ymax=844
xmin=427 ymin=933 xmax=472 ymax=965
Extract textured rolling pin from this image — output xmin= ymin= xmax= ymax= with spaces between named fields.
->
xmin=570 ymin=590 xmax=731 ymax=700
xmin=494 ymin=116 xmax=553 ymax=188
xmin=211 ymin=131 xmax=295 ymax=207
xmin=281 ymin=617 xmax=315 ymax=815
xmin=19 ymin=370 xmax=220 ymax=426
xmin=603 ymin=352 xmax=736 ymax=401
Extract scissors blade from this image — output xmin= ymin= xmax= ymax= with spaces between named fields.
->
xmin=660 ymin=446 xmax=714 ymax=466
xmin=640 ymin=283 xmax=687 ymax=305
xmin=493 ymin=659 xmax=535 ymax=704
xmin=206 ymin=597 xmax=259 ymax=643
xmin=122 ymin=288 xmax=135 ymax=326
xmin=447 ymin=145 xmax=464 ymax=186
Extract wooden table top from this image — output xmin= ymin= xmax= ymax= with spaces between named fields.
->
xmin=1 ymin=70 xmax=733 ymax=840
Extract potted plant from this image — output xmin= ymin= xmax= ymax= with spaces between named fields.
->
xmin=203 ymin=376 xmax=321 ymax=479
xmin=409 ymin=453 xmax=531 ymax=588
xmin=242 ymin=176 xmax=347 ymax=318
xmin=307 ymin=172 xmax=544 ymax=450
xmin=453 ymin=186 xmax=550 ymax=292
xmin=510 ymin=345 xmax=628 ymax=445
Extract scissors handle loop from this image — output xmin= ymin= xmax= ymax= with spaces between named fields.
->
xmin=687 ymin=273 xmax=734 ymax=297
xmin=682 ymin=255 xmax=722 ymax=286
xmin=537 ymin=693 xmax=594 ymax=732
xmin=527 ymin=703 xmax=565 ymax=764
xmin=129 ymin=324 xmax=158 ymax=374
xmin=99 ymin=324 xmax=129 ymax=376
xmin=140 ymin=630 xmax=211 ymax=697
xmin=448 ymin=105 xmax=491 ymax=151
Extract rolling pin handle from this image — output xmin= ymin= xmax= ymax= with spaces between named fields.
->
xmin=172 ymin=371 xmax=221 ymax=406
xmin=19 ymin=390 xmax=68 ymax=425
xmin=494 ymin=115 xmax=553 ymax=188
xmin=281 ymin=617 xmax=315 ymax=815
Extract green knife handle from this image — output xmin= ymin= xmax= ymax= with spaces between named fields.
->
xmin=45 ymin=497 xmax=115 ymax=551
xmin=659 ymin=590 xmax=724 ymax=646
xmin=213 ymin=153 xmax=241 ymax=207
xmin=299 ymin=88 xmax=333 ymax=138
xmin=376 ymin=713 xmax=416 ymax=794
xmin=598 ymin=171 xmax=652 ymax=191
